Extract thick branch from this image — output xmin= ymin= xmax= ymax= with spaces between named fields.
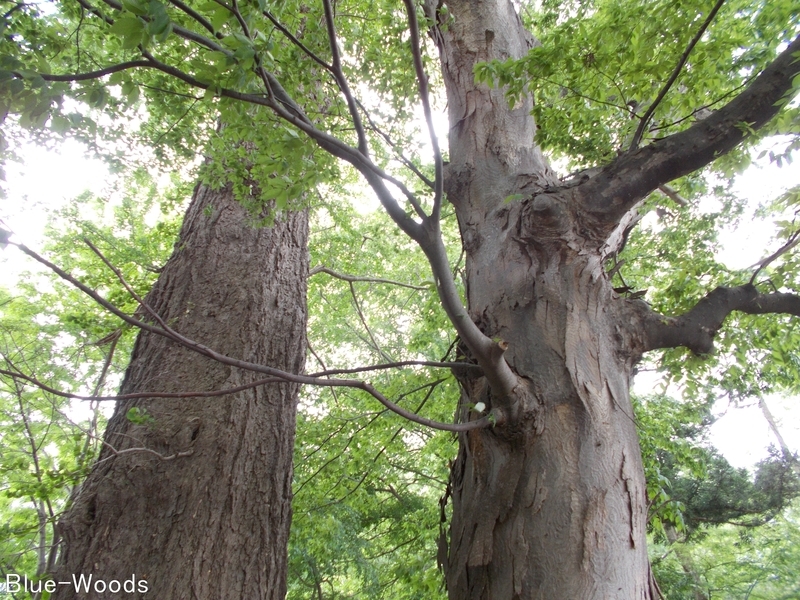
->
xmin=419 ymin=233 xmax=521 ymax=402
xmin=21 ymin=60 xmax=152 ymax=82
xmin=639 ymin=284 xmax=800 ymax=354
xmin=578 ymin=34 xmax=800 ymax=225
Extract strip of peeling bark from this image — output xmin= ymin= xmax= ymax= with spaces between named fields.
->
xmin=576 ymin=34 xmax=800 ymax=227
xmin=633 ymin=284 xmax=800 ymax=354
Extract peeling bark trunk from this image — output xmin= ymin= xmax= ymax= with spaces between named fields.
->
xmin=53 ymin=183 xmax=308 ymax=599
xmin=446 ymin=235 xmax=655 ymax=598
xmin=435 ymin=0 xmax=657 ymax=596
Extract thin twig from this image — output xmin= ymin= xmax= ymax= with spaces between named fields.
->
xmin=94 ymin=440 xmax=194 ymax=465
xmin=658 ymin=184 xmax=688 ymax=207
xmin=749 ymin=227 xmax=800 ymax=284
xmin=357 ymin=100 xmax=435 ymax=190
xmin=349 ymin=281 xmax=393 ymax=362
xmin=83 ymin=238 xmax=175 ymax=335
xmin=262 ymin=9 xmax=333 ymax=72
xmin=90 ymin=328 xmax=120 ymax=396
xmin=308 ymin=360 xmax=480 ymax=377
xmin=166 ymin=0 xmax=219 ymax=37
xmin=401 ymin=0 xmax=443 ymax=220
xmin=310 ymin=265 xmax=429 ymax=290
xmin=629 ymin=0 xmax=727 ymax=150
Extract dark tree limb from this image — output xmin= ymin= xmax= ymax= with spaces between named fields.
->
xmin=321 ymin=0 xmax=369 ymax=156
xmin=401 ymin=0 xmax=443 ymax=221
xmin=16 ymin=60 xmax=152 ymax=82
xmin=638 ymin=284 xmax=800 ymax=354
xmin=577 ymin=33 xmax=800 ymax=227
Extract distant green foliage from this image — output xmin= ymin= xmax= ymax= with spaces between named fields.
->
xmin=652 ymin=499 xmax=800 ymax=599
xmin=0 ymin=170 xmax=182 ymax=590
xmin=287 ymin=198 xmax=462 ymax=598
xmin=476 ymin=0 xmax=800 ymax=168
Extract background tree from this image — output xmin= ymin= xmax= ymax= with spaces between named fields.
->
xmin=1 ymin=0 xmax=800 ymax=598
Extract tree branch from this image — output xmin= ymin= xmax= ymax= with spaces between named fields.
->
xmin=401 ymin=0 xmax=443 ymax=220
xmin=321 ymin=0 xmax=369 ymax=156
xmin=349 ymin=281 xmax=394 ymax=362
xmin=166 ymin=0 xmax=219 ymax=37
xmin=638 ymin=284 xmax=800 ymax=354
xmin=310 ymin=264 xmax=430 ymax=290
xmin=7 ymin=241 xmax=496 ymax=433
xmin=261 ymin=9 xmax=332 ymax=72
xmin=578 ymin=33 xmax=800 ymax=227
xmin=18 ymin=60 xmax=153 ymax=82
xmin=749 ymin=227 xmax=800 ymax=284
xmin=628 ymin=0 xmax=728 ymax=150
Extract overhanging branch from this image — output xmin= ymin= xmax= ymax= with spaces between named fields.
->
xmin=639 ymin=284 xmax=800 ymax=354
xmin=578 ymin=33 xmax=800 ymax=226
xmin=7 ymin=240 xmax=496 ymax=433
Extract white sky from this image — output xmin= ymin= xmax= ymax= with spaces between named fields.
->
xmin=1 ymin=139 xmax=110 ymax=258
xmin=2 ymin=136 xmax=800 ymax=470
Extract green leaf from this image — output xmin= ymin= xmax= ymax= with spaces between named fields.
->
xmin=121 ymin=0 xmax=148 ymax=16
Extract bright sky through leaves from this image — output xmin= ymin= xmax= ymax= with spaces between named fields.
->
xmin=2 ymin=135 xmax=799 ymax=469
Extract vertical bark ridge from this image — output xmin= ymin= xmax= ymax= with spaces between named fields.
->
xmin=446 ymin=236 xmax=653 ymax=597
xmin=54 ymin=183 xmax=308 ymax=599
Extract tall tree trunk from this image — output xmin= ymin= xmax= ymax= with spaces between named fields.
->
xmin=435 ymin=0 xmax=657 ymax=596
xmin=53 ymin=182 xmax=308 ymax=599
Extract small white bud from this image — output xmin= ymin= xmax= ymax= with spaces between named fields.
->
xmin=473 ymin=402 xmax=486 ymax=413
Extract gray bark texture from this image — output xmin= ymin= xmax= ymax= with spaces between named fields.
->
xmin=436 ymin=0 xmax=654 ymax=596
xmin=53 ymin=182 xmax=308 ymax=599
xmin=429 ymin=1 xmax=800 ymax=596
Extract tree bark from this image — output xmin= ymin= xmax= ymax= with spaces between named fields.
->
xmin=53 ymin=182 xmax=308 ymax=599
xmin=435 ymin=0 xmax=656 ymax=596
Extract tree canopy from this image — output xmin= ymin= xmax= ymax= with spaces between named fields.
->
xmin=1 ymin=0 xmax=800 ymax=596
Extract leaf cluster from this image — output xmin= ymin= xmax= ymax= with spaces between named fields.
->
xmin=477 ymin=0 xmax=800 ymax=168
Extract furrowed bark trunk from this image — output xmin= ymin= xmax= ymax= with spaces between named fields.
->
xmin=435 ymin=0 xmax=657 ymax=596
xmin=53 ymin=182 xmax=308 ymax=599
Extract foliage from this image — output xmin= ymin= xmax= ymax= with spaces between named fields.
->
xmin=652 ymin=499 xmax=800 ymax=599
xmin=287 ymin=200 xmax=462 ymax=598
xmin=1 ymin=0 xmax=800 ymax=595
xmin=0 ymin=170 xmax=182 ymax=590
xmin=477 ymin=0 xmax=800 ymax=168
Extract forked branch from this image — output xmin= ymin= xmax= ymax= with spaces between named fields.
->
xmin=578 ymin=33 xmax=800 ymax=226
xmin=6 ymin=240 xmax=495 ymax=433
xmin=628 ymin=0 xmax=727 ymax=150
